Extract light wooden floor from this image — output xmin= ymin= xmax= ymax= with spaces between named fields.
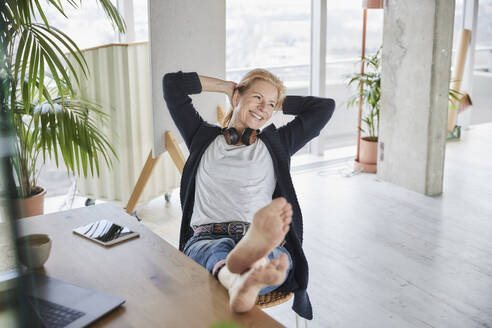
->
xmin=137 ymin=123 xmax=492 ymax=328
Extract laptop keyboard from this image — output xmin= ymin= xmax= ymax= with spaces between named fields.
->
xmin=29 ymin=297 xmax=85 ymax=328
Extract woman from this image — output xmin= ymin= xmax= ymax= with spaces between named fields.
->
xmin=162 ymin=69 xmax=335 ymax=319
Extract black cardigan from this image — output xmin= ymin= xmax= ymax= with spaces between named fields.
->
xmin=162 ymin=71 xmax=335 ymax=320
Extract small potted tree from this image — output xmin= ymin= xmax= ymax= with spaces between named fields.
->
xmin=1 ymin=1 xmax=125 ymax=218
xmin=345 ymin=47 xmax=464 ymax=172
xmin=346 ymin=47 xmax=381 ymax=173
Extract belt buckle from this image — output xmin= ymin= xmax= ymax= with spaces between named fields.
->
xmin=227 ymin=222 xmax=246 ymax=236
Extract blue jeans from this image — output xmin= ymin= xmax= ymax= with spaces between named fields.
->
xmin=183 ymin=233 xmax=293 ymax=296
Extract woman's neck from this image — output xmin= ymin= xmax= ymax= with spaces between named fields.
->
xmin=231 ymin=118 xmax=246 ymax=136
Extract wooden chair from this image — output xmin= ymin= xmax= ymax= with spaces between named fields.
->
xmin=256 ymin=290 xmax=293 ymax=308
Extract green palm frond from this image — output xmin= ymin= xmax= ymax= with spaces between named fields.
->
xmin=448 ymin=81 xmax=463 ymax=105
xmin=12 ymin=80 xmax=117 ymax=198
xmin=33 ymin=96 xmax=117 ymax=178
xmin=2 ymin=0 xmax=126 ymax=197
xmin=12 ymin=22 xmax=89 ymax=112
xmin=95 ymin=0 xmax=126 ymax=33
xmin=6 ymin=0 xmax=126 ymax=107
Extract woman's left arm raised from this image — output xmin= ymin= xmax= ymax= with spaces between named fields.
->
xmin=277 ymin=96 xmax=335 ymax=156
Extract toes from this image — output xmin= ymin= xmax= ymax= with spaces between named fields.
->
xmin=264 ymin=262 xmax=285 ymax=284
xmin=281 ymin=202 xmax=292 ymax=213
xmin=248 ymin=268 xmax=262 ymax=283
xmin=278 ymin=253 xmax=288 ymax=263
xmin=265 ymin=262 xmax=277 ymax=271
xmin=270 ymin=255 xmax=285 ymax=268
xmin=272 ymin=197 xmax=287 ymax=209
xmin=276 ymin=254 xmax=289 ymax=270
xmin=281 ymin=205 xmax=293 ymax=219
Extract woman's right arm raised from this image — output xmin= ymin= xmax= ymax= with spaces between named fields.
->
xmin=162 ymin=72 xmax=236 ymax=150
xmin=198 ymin=75 xmax=236 ymax=106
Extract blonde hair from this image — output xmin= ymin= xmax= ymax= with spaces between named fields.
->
xmin=222 ymin=68 xmax=286 ymax=128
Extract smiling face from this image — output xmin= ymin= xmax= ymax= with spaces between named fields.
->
xmin=232 ymin=79 xmax=279 ymax=131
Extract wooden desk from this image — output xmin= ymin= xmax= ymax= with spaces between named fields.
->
xmin=17 ymin=204 xmax=282 ymax=328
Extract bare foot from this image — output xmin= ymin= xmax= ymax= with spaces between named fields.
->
xmin=229 ymin=254 xmax=289 ymax=313
xmin=226 ymin=198 xmax=292 ymax=274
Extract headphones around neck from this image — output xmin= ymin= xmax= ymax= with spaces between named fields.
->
xmin=223 ymin=92 xmax=261 ymax=146
xmin=222 ymin=127 xmax=260 ymax=146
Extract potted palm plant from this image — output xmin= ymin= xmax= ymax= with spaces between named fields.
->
xmin=346 ymin=47 xmax=381 ymax=172
xmin=346 ymin=47 xmax=464 ymax=171
xmin=1 ymin=0 xmax=125 ymax=218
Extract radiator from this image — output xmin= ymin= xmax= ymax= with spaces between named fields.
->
xmin=74 ymin=42 xmax=182 ymax=206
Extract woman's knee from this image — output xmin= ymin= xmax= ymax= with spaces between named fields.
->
xmin=184 ymin=237 xmax=236 ymax=269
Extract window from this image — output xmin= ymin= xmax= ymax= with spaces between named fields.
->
xmin=453 ymin=0 xmax=492 ymax=71
xmin=133 ymin=0 xmax=149 ymax=42
xmin=453 ymin=0 xmax=464 ymax=48
xmin=226 ymin=0 xmax=311 ymax=93
xmin=476 ymin=0 xmax=492 ymax=70
xmin=43 ymin=1 xmax=119 ymax=50
xmin=325 ymin=1 xmax=383 ymax=85
xmin=477 ymin=0 xmax=492 ymax=47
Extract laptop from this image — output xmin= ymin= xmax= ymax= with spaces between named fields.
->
xmin=0 ymin=271 xmax=125 ymax=328
xmin=0 ymin=109 xmax=125 ymax=328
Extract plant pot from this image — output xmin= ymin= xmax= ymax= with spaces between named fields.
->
xmin=355 ymin=137 xmax=378 ymax=173
xmin=16 ymin=187 xmax=47 ymax=219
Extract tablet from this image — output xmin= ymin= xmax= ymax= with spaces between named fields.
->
xmin=73 ymin=219 xmax=139 ymax=246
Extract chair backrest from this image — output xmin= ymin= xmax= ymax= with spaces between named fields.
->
xmin=217 ymin=105 xmax=232 ymax=129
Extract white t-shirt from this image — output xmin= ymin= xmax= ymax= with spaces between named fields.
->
xmin=190 ymin=134 xmax=276 ymax=227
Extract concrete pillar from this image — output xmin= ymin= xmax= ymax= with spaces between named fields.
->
xmin=377 ymin=0 xmax=455 ymax=196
